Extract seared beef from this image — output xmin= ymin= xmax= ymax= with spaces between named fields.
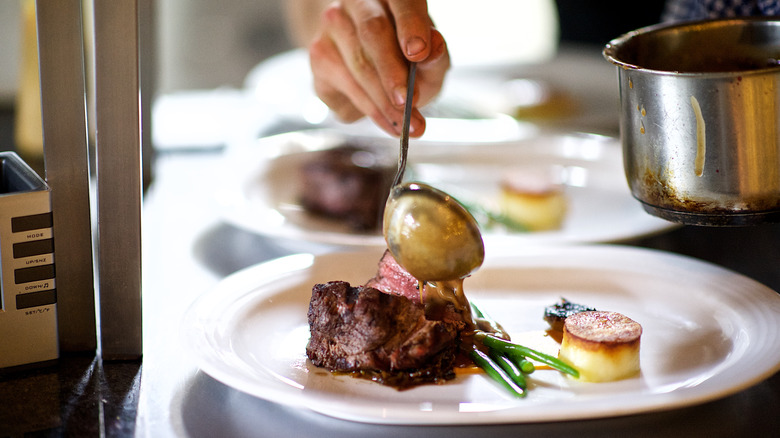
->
xmin=366 ymin=250 xmax=472 ymax=325
xmin=299 ymin=145 xmax=394 ymax=231
xmin=364 ymin=250 xmax=420 ymax=303
xmin=306 ymin=281 xmax=463 ymax=388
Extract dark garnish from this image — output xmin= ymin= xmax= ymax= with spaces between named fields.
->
xmin=543 ymin=298 xmax=597 ymax=332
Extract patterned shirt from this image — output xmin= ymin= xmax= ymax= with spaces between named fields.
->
xmin=663 ymin=0 xmax=780 ymax=21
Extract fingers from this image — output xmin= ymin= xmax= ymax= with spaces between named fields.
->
xmin=338 ymin=0 xmax=413 ymax=120
xmin=308 ymin=0 xmax=445 ymax=137
xmin=310 ymin=32 xmax=401 ymax=135
xmin=386 ymin=0 xmax=433 ymax=60
xmin=333 ymin=2 xmax=408 ymax=117
xmin=344 ymin=0 xmax=431 ymax=110
xmin=312 ymin=2 xmax=408 ymax=135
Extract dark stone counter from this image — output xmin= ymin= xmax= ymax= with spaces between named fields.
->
xmin=1 ymin=354 xmax=140 ymax=437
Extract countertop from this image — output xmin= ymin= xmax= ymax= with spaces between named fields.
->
xmin=2 ymin=45 xmax=780 ymax=437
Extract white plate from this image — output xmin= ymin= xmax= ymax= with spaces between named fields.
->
xmin=181 ymin=246 xmax=780 ymax=425
xmin=217 ymin=130 xmax=674 ymax=248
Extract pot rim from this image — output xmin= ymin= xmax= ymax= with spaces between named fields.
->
xmin=602 ymin=17 xmax=780 ymax=78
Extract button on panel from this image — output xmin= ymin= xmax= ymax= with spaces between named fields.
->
xmin=6 ymin=213 xmax=57 ymax=311
xmin=16 ymin=289 xmax=57 ymax=309
xmin=14 ymin=264 xmax=56 ymax=284
xmin=11 ymin=212 xmax=53 ymax=233
xmin=13 ymin=238 xmax=55 ymax=258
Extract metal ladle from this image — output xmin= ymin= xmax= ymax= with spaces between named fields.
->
xmin=383 ymin=63 xmax=484 ymax=282
xmin=384 ymin=182 xmax=484 ymax=281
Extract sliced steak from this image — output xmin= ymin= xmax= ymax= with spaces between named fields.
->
xmin=299 ymin=146 xmax=394 ymax=231
xmin=306 ymin=281 xmax=463 ymax=388
xmin=364 ymin=250 xmax=420 ymax=303
xmin=366 ymin=250 xmax=472 ymax=325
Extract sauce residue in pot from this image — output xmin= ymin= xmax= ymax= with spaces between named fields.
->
xmin=690 ymin=95 xmax=706 ymax=177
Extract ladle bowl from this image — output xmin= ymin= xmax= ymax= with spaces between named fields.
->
xmin=383 ymin=182 xmax=484 ymax=281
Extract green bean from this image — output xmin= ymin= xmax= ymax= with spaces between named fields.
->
xmin=499 ymin=349 xmax=536 ymax=374
xmin=488 ymin=350 xmax=527 ymax=389
xmin=471 ymin=302 xmax=486 ymax=319
xmin=475 ymin=332 xmax=579 ymax=378
xmin=472 ymin=302 xmax=536 ymax=375
xmin=470 ymin=302 xmax=510 ymax=339
xmin=468 ymin=347 xmax=526 ymax=398
xmin=518 ymin=357 xmax=535 ymax=374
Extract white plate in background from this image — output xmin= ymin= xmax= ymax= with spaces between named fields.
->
xmin=216 ymin=130 xmax=674 ymax=248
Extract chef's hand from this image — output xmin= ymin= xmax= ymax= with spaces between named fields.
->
xmin=308 ymin=0 xmax=449 ymax=137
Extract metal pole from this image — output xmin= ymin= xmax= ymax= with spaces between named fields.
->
xmin=35 ymin=0 xmax=97 ymax=353
xmin=92 ymin=0 xmax=143 ymax=360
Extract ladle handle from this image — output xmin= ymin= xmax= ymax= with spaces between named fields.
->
xmin=392 ymin=62 xmax=417 ymax=187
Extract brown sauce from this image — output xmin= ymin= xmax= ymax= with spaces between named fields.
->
xmin=422 ymin=279 xmax=471 ymax=320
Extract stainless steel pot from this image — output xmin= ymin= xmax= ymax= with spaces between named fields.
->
xmin=604 ymin=18 xmax=780 ymax=226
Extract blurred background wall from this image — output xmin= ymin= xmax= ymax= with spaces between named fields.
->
xmin=155 ymin=0 xmax=293 ymax=94
xmin=0 ymin=2 xmax=22 ymax=106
